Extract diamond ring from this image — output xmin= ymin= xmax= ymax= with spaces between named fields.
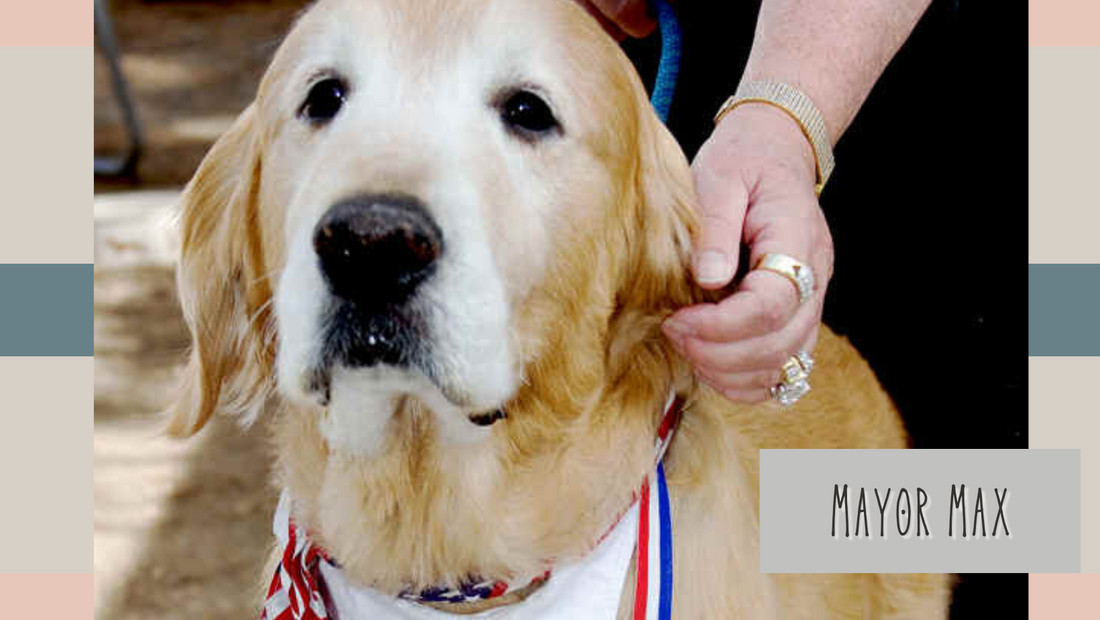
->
xmin=771 ymin=351 xmax=815 ymax=406
xmin=754 ymin=253 xmax=815 ymax=304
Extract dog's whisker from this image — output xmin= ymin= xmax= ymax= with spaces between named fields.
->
xmin=252 ymin=267 xmax=284 ymax=285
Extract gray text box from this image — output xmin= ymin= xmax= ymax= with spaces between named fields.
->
xmin=760 ymin=449 xmax=1079 ymax=573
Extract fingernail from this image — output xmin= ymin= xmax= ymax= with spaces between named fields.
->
xmin=663 ymin=319 xmax=694 ymax=339
xmin=695 ymin=251 xmax=732 ymax=285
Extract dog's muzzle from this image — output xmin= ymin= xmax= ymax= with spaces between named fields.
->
xmin=313 ymin=193 xmax=443 ymax=371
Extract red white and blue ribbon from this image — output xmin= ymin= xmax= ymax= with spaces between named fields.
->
xmin=633 ymin=392 xmax=679 ymax=620
xmin=631 ymin=464 xmax=673 ymax=620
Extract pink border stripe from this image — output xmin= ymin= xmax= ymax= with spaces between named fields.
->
xmin=0 ymin=574 xmax=92 ymax=618
xmin=0 ymin=0 xmax=91 ymax=46
xmin=1029 ymin=574 xmax=1100 ymax=619
xmin=1030 ymin=1 xmax=1100 ymax=46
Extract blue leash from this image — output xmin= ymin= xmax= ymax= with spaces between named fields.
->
xmin=649 ymin=0 xmax=681 ymax=124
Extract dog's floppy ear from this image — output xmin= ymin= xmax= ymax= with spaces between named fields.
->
xmin=621 ymin=100 xmax=706 ymax=313
xmin=167 ymin=104 xmax=275 ymax=437
xmin=604 ymin=93 xmax=711 ymax=386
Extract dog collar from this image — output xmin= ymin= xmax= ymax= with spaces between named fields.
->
xmin=261 ymin=392 xmax=681 ymax=620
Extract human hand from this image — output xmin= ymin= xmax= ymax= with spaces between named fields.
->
xmin=662 ymin=103 xmax=835 ymax=403
xmin=572 ymin=0 xmax=656 ymax=40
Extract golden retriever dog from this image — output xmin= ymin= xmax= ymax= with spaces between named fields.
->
xmin=167 ymin=0 xmax=951 ymax=617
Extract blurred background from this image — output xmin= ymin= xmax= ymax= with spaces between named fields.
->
xmin=94 ymin=3 xmax=299 ymax=620
xmin=93 ymin=1 xmax=1023 ymax=619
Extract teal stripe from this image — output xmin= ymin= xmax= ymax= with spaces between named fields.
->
xmin=0 ymin=264 xmax=92 ymax=356
xmin=1029 ymin=264 xmax=1100 ymax=356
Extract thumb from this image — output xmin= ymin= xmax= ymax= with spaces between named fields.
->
xmin=690 ymin=163 xmax=749 ymax=289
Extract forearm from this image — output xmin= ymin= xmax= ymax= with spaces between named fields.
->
xmin=740 ymin=0 xmax=931 ymax=144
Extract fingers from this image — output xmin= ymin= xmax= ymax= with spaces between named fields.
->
xmin=671 ymin=296 xmax=820 ymax=378
xmin=706 ymin=387 xmax=773 ymax=404
xmin=695 ymin=368 xmax=781 ymax=391
xmin=587 ymin=0 xmax=656 ymax=38
xmin=670 ymin=175 xmax=830 ymax=341
xmin=671 ymin=104 xmax=834 ymax=404
xmin=667 ymin=292 xmax=824 ymax=402
xmin=668 ymin=187 xmax=829 ymax=402
xmin=690 ymin=150 xmax=750 ymax=289
xmin=743 ymin=206 xmax=830 ymax=299
xmin=664 ymin=269 xmax=799 ymax=343
xmin=666 ymin=209 xmax=818 ymax=345
xmin=699 ymin=326 xmax=822 ymax=405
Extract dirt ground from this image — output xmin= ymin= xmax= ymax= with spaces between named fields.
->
xmin=94 ymin=2 xmax=307 ymax=619
xmin=95 ymin=0 xmax=305 ymax=191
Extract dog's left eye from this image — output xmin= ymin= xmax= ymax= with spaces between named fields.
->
xmin=300 ymin=77 xmax=347 ymax=124
xmin=500 ymin=90 xmax=559 ymax=137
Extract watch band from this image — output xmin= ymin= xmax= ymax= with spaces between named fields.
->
xmin=714 ymin=80 xmax=835 ymax=196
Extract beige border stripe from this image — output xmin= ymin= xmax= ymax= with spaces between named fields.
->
xmin=1029 ymin=47 xmax=1100 ymax=263
xmin=0 ymin=358 xmax=91 ymax=572
xmin=0 ymin=47 xmax=92 ymax=263
xmin=1029 ymin=357 xmax=1098 ymax=572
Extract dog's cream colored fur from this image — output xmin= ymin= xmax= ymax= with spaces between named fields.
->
xmin=168 ymin=0 xmax=951 ymax=617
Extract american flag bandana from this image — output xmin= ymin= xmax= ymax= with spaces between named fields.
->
xmin=261 ymin=393 xmax=681 ymax=620
xmin=261 ymin=501 xmax=334 ymax=620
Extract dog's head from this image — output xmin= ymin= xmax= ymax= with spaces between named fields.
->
xmin=169 ymin=0 xmax=701 ymax=589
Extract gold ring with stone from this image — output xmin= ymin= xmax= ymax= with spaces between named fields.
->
xmin=754 ymin=253 xmax=815 ymax=304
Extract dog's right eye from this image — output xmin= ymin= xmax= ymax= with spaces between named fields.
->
xmin=299 ymin=78 xmax=347 ymax=124
xmin=500 ymin=90 xmax=560 ymax=138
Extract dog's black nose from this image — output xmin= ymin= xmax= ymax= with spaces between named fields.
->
xmin=313 ymin=194 xmax=443 ymax=307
